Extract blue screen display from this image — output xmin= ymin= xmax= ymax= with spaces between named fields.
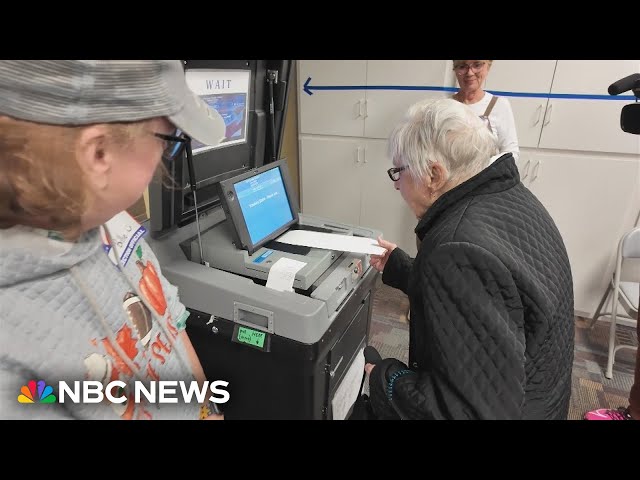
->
xmin=235 ymin=167 xmax=294 ymax=245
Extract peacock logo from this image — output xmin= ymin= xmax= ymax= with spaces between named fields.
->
xmin=18 ymin=380 xmax=57 ymax=404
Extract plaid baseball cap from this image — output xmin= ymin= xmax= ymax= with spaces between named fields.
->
xmin=0 ymin=60 xmax=226 ymax=146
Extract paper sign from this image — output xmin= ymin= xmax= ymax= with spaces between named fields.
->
xmin=277 ymin=230 xmax=386 ymax=256
xmin=265 ymin=257 xmax=307 ymax=292
xmin=331 ymin=348 xmax=365 ymax=420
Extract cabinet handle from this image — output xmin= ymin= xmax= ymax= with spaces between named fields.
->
xmin=356 ymin=146 xmax=363 ymax=164
xmin=531 ymin=159 xmax=541 ymax=181
xmin=355 ymin=100 xmax=362 ymax=119
xmin=363 ymin=146 xmax=367 ymax=163
xmin=521 ymin=158 xmax=531 ymax=180
xmin=363 ymin=99 xmax=369 ymax=118
xmin=543 ymin=103 xmax=553 ymax=126
xmin=358 ymin=99 xmax=366 ymax=118
xmin=533 ymin=104 xmax=542 ymax=126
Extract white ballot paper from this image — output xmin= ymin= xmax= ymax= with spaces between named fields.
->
xmin=331 ymin=347 xmax=365 ymax=420
xmin=265 ymin=257 xmax=307 ymax=292
xmin=277 ymin=230 xmax=386 ymax=256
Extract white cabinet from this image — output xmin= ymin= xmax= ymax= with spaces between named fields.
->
xmin=538 ymin=60 xmax=640 ymax=155
xmin=298 ymin=60 xmax=452 ymax=140
xmin=486 ymin=60 xmax=640 ymax=155
xmin=298 ymin=60 xmax=367 ymax=137
xmin=520 ymin=149 xmax=640 ymax=315
xmin=364 ymin=61 xmax=453 ymax=140
xmin=298 ymin=135 xmax=362 ymax=225
xmin=299 ymin=135 xmax=418 ymax=256
xmin=485 ymin=60 xmax=557 ymax=148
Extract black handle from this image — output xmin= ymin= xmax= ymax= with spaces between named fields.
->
xmin=184 ymin=135 xmax=197 ymax=193
xmin=608 ymin=73 xmax=640 ymax=95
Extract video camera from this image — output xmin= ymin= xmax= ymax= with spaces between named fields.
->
xmin=608 ymin=73 xmax=640 ymax=134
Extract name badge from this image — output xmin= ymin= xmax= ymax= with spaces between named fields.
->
xmin=100 ymin=211 xmax=147 ymax=267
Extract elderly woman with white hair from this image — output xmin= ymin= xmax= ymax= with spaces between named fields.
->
xmin=365 ymin=98 xmax=574 ymax=420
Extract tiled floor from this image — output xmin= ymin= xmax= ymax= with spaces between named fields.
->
xmin=367 ymin=276 xmax=638 ymax=419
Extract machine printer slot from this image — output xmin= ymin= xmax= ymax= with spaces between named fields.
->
xmin=234 ymin=302 xmax=274 ymax=334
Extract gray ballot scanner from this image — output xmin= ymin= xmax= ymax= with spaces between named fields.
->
xmin=146 ymin=60 xmax=380 ymax=419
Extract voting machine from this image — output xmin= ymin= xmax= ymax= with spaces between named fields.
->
xmin=146 ymin=60 xmax=380 ymax=419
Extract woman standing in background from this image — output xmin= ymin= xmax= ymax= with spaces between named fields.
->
xmin=452 ymin=60 xmax=520 ymax=162
xmin=411 ymin=60 xmax=520 ymax=276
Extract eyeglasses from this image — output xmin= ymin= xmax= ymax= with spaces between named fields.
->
xmin=454 ymin=61 xmax=486 ymax=75
xmin=387 ymin=165 xmax=408 ymax=181
xmin=154 ymin=129 xmax=189 ymax=162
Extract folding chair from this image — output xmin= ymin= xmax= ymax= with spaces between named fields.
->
xmin=589 ymin=226 xmax=640 ymax=379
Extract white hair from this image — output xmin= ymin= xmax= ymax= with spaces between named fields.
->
xmin=387 ymin=98 xmax=499 ymax=186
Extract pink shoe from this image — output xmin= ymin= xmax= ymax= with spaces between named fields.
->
xmin=584 ymin=407 xmax=632 ymax=420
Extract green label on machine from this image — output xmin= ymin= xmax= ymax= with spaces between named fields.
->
xmin=237 ymin=326 xmax=266 ymax=348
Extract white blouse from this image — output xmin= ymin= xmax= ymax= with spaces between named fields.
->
xmin=463 ymin=92 xmax=520 ymax=163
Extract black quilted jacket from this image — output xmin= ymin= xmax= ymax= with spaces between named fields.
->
xmin=369 ymin=153 xmax=574 ymax=420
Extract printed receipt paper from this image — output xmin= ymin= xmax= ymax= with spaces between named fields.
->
xmin=265 ymin=257 xmax=307 ymax=292
xmin=276 ymin=230 xmax=386 ymax=256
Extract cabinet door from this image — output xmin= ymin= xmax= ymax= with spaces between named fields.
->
xmin=359 ymin=139 xmax=420 ymax=256
xmin=364 ymin=61 xmax=452 ymax=140
xmin=539 ymin=60 xmax=640 ymax=154
xmin=299 ymin=135 xmax=363 ymax=226
xmin=484 ymin=60 xmax=557 ymax=148
xmin=297 ymin=60 xmax=367 ymax=137
xmin=527 ymin=151 xmax=640 ymax=315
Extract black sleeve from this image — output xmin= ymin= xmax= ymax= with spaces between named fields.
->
xmin=372 ymin=242 xmax=526 ymax=420
xmin=381 ymin=248 xmax=413 ymax=295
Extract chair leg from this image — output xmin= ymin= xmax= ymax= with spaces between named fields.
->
xmin=605 ymin=292 xmax=619 ymax=379
xmin=589 ymin=283 xmax=612 ymax=329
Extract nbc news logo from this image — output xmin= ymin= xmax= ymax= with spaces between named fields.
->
xmin=18 ymin=380 xmax=57 ymax=404
xmin=18 ymin=379 xmax=229 ymax=405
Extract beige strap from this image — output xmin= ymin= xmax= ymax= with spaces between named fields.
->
xmin=482 ymin=95 xmax=499 ymax=117
xmin=480 ymin=95 xmax=499 ymax=132
xmin=454 ymin=93 xmax=498 ymax=132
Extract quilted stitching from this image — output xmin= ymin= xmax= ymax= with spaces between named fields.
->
xmin=396 ymin=154 xmax=574 ymax=419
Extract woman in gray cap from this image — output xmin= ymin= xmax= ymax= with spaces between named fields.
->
xmin=0 ymin=60 xmax=227 ymax=420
